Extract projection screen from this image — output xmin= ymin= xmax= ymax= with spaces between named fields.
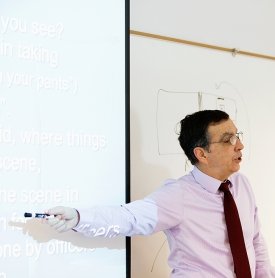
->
xmin=0 ymin=1 xmax=129 ymax=277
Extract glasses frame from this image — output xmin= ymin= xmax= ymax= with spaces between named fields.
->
xmin=208 ymin=131 xmax=243 ymax=146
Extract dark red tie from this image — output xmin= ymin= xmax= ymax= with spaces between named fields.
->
xmin=219 ymin=180 xmax=252 ymax=278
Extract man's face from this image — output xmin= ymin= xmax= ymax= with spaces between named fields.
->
xmin=203 ymin=119 xmax=244 ymax=181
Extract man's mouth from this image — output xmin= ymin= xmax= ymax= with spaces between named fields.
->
xmin=236 ymin=156 xmax=242 ymax=162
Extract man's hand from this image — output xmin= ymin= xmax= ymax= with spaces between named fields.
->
xmin=46 ymin=206 xmax=79 ymax=232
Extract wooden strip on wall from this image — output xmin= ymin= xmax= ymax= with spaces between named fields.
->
xmin=130 ymin=30 xmax=275 ymax=61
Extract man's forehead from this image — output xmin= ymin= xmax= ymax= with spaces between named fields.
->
xmin=208 ymin=119 xmax=237 ymax=134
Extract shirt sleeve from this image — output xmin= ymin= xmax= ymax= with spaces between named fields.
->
xmin=74 ymin=179 xmax=183 ymax=238
xmin=253 ymin=206 xmax=275 ymax=277
xmin=236 ymin=173 xmax=275 ymax=277
xmin=74 ymin=198 xmax=159 ymax=237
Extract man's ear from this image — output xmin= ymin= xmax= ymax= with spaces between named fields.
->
xmin=193 ymin=147 xmax=208 ymax=163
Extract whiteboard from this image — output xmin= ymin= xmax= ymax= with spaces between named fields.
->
xmin=0 ymin=1 xmax=127 ymax=278
xmin=130 ymin=34 xmax=275 ymax=277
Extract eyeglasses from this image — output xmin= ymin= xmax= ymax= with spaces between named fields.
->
xmin=209 ymin=132 xmax=243 ymax=146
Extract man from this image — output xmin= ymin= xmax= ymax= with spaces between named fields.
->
xmin=46 ymin=110 xmax=274 ymax=277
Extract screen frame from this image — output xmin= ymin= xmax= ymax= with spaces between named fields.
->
xmin=125 ymin=0 xmax=131 ymax=277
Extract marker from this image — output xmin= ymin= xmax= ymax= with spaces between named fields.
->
xmin=24 ymin=212 xmax=55 ymax=219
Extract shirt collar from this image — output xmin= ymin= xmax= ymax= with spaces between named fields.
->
xmin=192 ymin=166 xmax=233 ymax=194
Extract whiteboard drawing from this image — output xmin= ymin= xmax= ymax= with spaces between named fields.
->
xmin=156 ymin=85 xmax=250 ymax=160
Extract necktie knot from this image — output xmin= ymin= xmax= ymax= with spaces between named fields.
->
xmin=219 ymin=180 xmax=231 ymax=192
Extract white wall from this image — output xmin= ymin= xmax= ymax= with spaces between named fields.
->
xmin=130 ymin=1 xmax=275 ymax=277
xmin=131 ymin=0 xmax=275 ymax=56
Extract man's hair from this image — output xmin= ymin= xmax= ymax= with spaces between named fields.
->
xmin=178 ymin=110 xmax=229 ymax=165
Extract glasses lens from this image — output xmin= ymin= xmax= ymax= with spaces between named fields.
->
xmin=230 ymin=136 xmax=237 ymax=145
xmin=237 ymin=132 xmax=243 ymax=142
xmin=230 ymin=132 xmax=243 ymax=145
